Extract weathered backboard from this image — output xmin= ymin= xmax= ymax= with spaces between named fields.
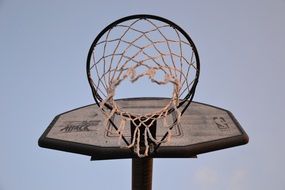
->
xmin=38 ymin=98 xmax=248 ymax=160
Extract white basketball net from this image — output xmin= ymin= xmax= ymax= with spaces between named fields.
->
xmin=88 ymin=17 xmax=198 ymax=157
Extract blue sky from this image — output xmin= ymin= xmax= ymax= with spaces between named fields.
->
xmin=1 ymin=0 xmax=285 ymax=189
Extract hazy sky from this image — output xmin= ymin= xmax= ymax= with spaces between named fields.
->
xmin=1 ymin=0 xmax=285 ymax=190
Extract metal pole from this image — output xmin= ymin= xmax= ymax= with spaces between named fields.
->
xmin=132 ymin=158 xmax=153 ymax=190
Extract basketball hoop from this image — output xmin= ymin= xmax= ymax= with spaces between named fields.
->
xmin=86 ymin=15 xmax=200 ymax=157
